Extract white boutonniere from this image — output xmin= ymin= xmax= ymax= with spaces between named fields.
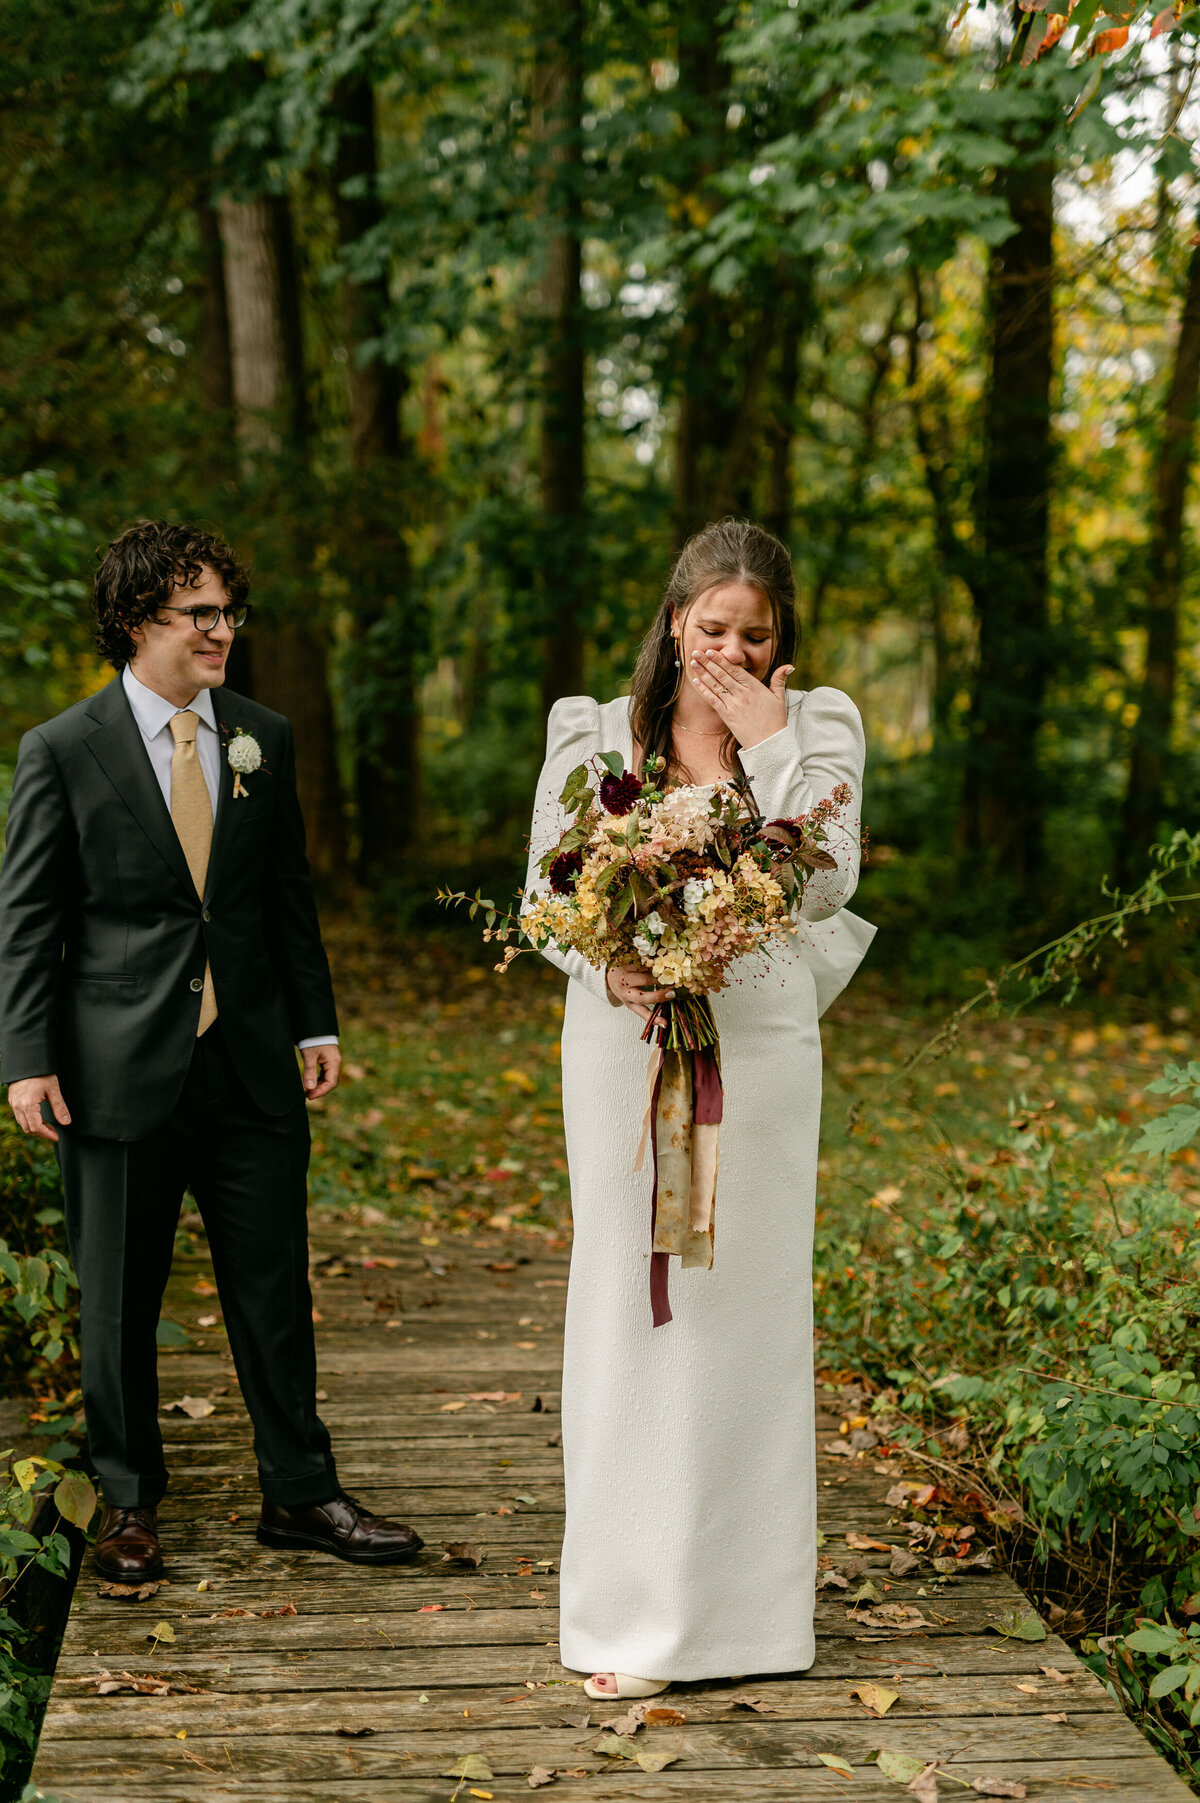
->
xmin=227 ymin=729 xmax=263 ymax=799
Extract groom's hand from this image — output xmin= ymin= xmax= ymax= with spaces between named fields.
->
xmin=8 ymin=1074 xmax=72 ymax=1142
xmin=302 ymin=1042 xmax=341 ymax=1102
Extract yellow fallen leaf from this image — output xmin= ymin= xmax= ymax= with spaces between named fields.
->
xmin=850 ymin=1681 xmax=898 ymax=1716
xmin=818 ymin=1751 xmax=854 ymax=1778
xmin=440 ymin=1400 xmax=468 ymax=1411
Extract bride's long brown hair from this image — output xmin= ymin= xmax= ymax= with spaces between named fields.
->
xmin=630 ymin=518 xmax=799 ymax=782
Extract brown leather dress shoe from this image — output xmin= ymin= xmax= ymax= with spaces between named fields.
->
xmin=257 ymin=1491 xmax=424 ymax=1564
xmin=94 ymin=1505 xmax=163 ymax=1583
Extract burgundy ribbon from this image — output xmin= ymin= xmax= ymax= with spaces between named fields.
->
xmin=648 ymin=1046 xmax=725 ymax=1328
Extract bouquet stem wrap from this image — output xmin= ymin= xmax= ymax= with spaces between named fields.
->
xmin=635 ymin=994 xmax=724 ymax=1327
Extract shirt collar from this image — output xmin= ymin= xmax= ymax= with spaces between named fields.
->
xmin=123 ymin=664 xmax=218 ymax=740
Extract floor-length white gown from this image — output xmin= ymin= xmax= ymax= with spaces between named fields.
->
xmin=524 ymin=687 xmax=871 ymax=1682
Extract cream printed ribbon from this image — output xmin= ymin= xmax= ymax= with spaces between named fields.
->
xmin=634 ymin=1042 xmax=723 ymax=1326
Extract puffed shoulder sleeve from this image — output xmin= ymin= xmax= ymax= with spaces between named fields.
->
xmin=739 ymin=686 xmax=866 ymax=922
xmin=521 ymin=696 xmax=614 ymax=1006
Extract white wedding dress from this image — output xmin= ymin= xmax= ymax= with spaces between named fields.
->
xmin=524 ymin=688 xmax=872 ymax=1681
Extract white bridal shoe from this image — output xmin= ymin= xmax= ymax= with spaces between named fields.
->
xmin=584 ymin=1672 xmax=671 ymax=1700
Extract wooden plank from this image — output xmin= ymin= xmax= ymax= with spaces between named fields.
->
xmin=32 ymin=1216 xmax=1194 ymax=1802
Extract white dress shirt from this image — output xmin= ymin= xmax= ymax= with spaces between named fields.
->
xmin=121 ymin=664 xmax=336 ymax=1051
xmin=123 ymin=663 xmax=220 ymax=811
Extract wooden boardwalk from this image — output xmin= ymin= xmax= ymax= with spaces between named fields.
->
xmin=32 ymin=1212 xmax=1194 ymax=1802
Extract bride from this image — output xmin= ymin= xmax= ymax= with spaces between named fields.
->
xmin=524 ymin=518 xmax=871 ymax=1700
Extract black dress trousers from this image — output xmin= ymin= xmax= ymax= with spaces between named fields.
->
xmin=56 ymin=1024 xmax=337 ymax=1510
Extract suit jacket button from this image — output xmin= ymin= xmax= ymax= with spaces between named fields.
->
xmin=202 ymin=908 xmax=211 ymax=922
xmin=189 ymin=977 xmax=204 ymax=992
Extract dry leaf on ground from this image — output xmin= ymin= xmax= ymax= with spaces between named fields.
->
xmin=909 ymin=1763 xmax=940 ymax=1802
xmin=850 ymin=1681 xmax=899 ymax=1716
xmin=817 ymin=1751 xmax=854 ymax=1777
xmin=889 ymin=1547 xmax=921 ymax=1577
xmin=442 ymin=1753 xmax=494 ymax=1781
xmin=163 ymin=1396 xmax=214 ymax=1419
xmin=851 ymin=1603 xmax=931 ymax=1632
xmin=440 ymin=1542 xmax=485 ymax=1566
xmin=845 ymin=1532 xmax=892 ymax=1552
xmin=972 ymin=1781 xmax=1027 ymax=1798
xmin=600 ymin=1703 xmax=647 ymax=1736
xmin=732 ymin=1697 xmax=785 ymax=1715
xmin=635 ymin=1731 xmax=683 ymax=1773
xmin=644 ymin=1706 xmax=686 ymax=1726
xmin=97 ymin=1578 xmax=167 ymax=1601
xmin=528 ymin=1769 xmax=556 ymax=1789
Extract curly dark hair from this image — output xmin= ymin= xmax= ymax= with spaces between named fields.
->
xmin=93 ymin=519 xmax=251 ymax=667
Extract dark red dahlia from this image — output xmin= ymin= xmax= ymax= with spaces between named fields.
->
xmin=600 ymin=771 xmax=643 ymax=816
xmin=549 ymin=849 xmax=583 ymax=893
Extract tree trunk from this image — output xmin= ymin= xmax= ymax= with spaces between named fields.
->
xmin=534 ymin=0 xmax=586 ymax=716
xmin=1120 ymin=222 xmax=1200 ymax=865
xmin=765 ymin=316 xmax=800 ymax=549
xmin=217 ymin=190 xmax=347 ymax=884
xmin=672 ymin=0 xmax=731 ymax=542
xmin=195 ymin=198 xmax=255 ymax=694
xmin=956 ymin=144 xmax=1054 ymax=884
xmin=331 ymin=73 xmax=419 ymax=877
xmin=906 ymin=269 xmax=971 ymax=745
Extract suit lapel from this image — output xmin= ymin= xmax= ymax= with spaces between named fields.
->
xmin=83 ymin=676 xmax=196 ymax=897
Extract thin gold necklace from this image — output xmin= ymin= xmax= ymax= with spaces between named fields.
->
xmin=673 ymin=720 xmax=725 ymax=736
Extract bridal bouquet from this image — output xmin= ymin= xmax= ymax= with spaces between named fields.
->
xmin=440 ymin=751 xmax=852 ymax=1325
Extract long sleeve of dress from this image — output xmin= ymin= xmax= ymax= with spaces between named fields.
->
xmin=523 ymin=694 xmax=613 ymax=1006
xmin=738 ymin=686 xmax=865 ymax=922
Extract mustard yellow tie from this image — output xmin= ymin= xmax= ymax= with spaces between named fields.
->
xmin=169 ymin=711 xmax=218 ymax=1036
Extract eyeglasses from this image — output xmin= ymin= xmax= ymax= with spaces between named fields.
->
xmin=159 ymin=603 xmax=251 ymax=632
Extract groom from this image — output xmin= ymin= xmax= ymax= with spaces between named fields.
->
xmin=0 ymin=519 xmax=422 ymax=1582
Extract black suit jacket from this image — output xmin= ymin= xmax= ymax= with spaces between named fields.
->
xmin=0 ymin=675 xmax=338 ymax=1139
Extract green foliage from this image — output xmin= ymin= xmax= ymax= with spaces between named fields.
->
xmin=0 ymin=475 xmax=91 ymax=768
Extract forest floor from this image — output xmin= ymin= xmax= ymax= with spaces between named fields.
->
xmin=307 ymin=918 xmax=1200 ymax=1265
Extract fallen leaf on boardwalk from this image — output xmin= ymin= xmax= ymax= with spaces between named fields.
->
xmin=849 ymin=1580 xmax=883 ymax=1606
xmin=593 ymin=1732 xmax=640 ymax=1761
xmin=600 ymin=1702 xmax=647 ymax=1736
xmin=874 ymin=1749 xmax=930 ymax=1784
xmin=442 ymin=1753 xmax=494 ymax=1781
xmin=191 ymin=1278 xmax=217 ymax=1296
xmin=636 ymin=1731 xmax=683 ymax=1772
xmin=886 ymin=1482 xmax=931 ymax=1507
xmin=468 ymin=1391 xmax=522 ymax=1403
xmin=849 ymin=1681 xmax=899 ymax=1716
xmin=418 ymin=1603 xmax=445 ymax=1613
xmin=147 ymin=1620 xmax=176 ymax=1648
xmin=164 ymin=1396 xmax=214 ymax=1419
xmin=989 ymin=1609 xmax=1046 ymax=1642
xmin=197 ymin=1314 xmax=218 ymax=1328
xmin=817 ymin=1568 xmax=851 ymax=1590
xmin=732 ymin=1697 xmax=786 ymax=1714
xmin=98 ymin=1578 xmax=167 ymax=1601
xmin=845 ymin=1533 xmax=891 ymax=1552
xmin=63 ymin=1667 xmax=200 ymax=1697
xmin=485 ymin=1261 xmax=517 ymax=1272
xmin=528 ymin=1769 xmax=556 ymax=1789
xmin=1038 ymin=1665 xmax=1070 ymax=1684
xmin=817 ymin=1751 xmax=854 ymax=1778
xmin=824 ymin=1439 xmax=857 ymax=1457
xmin=644 ymin=1706 xmax=686 ymax=1726
xmin=1014 ymin=1683 xmax=1039 ymax=1695
xmin=849 ymin=1603 xmax=930 ymax=1631
xmin=210 ymin=1607 xmax=254 ymax=1619
xmin=261 ymin=1602 xmax=297 ymax=1617
xmin=889 ymin=1547 xmax=921 ymax=1577
xmin=1042 ymin=1711 xmax=1070 ymax=1724
xmin=440 ymin=1400 xmax=468 ymax=1412
xmin=909 ymin=1763 xmax=941 ymax=1802
xmin=440 ymin=1541 xmax=485 ymax=1566
xmin=972 ymin=1781 xmax=1027 ymax=1798
xmin=336 ymin=1726 xmax=376 ymax=1737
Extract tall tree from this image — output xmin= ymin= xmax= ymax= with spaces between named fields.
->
xmin=217 ymin=190 xmax=348 ymax=884
xmin=533 ymin=0 xmax=587 ymax=715
xmin=331 ymin=71 xmax=420 ymax=878
xmin=956 ymin=134 xmax=1055 ymax=883
xmin=1121 ymin=223 xmax=1200 ymax=864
